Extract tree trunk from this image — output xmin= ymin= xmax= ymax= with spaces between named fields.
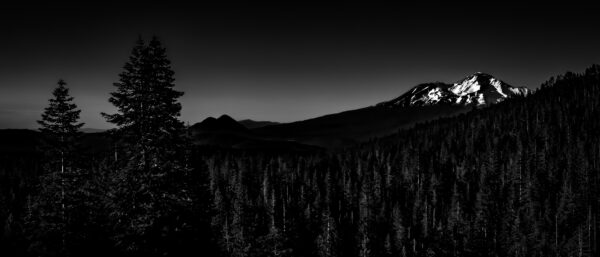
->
xmin=555 ymin=213 xmax=558 ymax=256
xmin=61 ymin=152 xmax=66 ymax=254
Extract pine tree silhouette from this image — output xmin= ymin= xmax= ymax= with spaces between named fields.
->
xmin=102 ymin=36 xmax=194 ymax=256
xmin=28 ymin=79 xmax=84 ymax=256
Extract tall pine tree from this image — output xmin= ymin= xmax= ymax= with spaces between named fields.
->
xmin=102 ymin=36 xmax=195 ymax=256
xmin=28 ymin=79 xmax=85 ymax=256
xmin=38 ymin=79 xmax=85 ymax=159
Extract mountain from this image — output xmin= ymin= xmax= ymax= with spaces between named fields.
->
xmin=188 ymin=115 xmax=321 ymax=152
xmin=238 ymin=119 xmax=280 ymax=129
xmin=190 ymin=115 xmax=248 ymax=133
xmin=378 ymin=72 xmax=530 ymax=107
xmin=253 ymin=73 xmax=530 ymax=149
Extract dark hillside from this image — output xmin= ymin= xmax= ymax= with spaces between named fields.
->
xmin=202 ymin=65 xmax=600 ymax=257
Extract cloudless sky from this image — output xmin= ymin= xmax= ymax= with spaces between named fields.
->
xmin=1 ymin=2 xmax=600 ymax=129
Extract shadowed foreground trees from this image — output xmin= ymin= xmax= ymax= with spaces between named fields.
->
xmin=20 ymin=37 xmax=219 ymax=257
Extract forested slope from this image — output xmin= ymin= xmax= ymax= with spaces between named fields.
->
xmin=202 ymin=65 xmax=600 ymax=257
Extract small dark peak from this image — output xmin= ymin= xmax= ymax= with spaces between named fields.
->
xmin=190 ymin=115 xmax=248 ymax=133
xmin=203 ymin=117 xmax=217 ymax=122
xmin=217 ymin=115 xmax=248 ymax=131
xmin=189 ymin=117 xmax=215 ymax=131
xmin=217 ymin=114 xmax=236 ymax=123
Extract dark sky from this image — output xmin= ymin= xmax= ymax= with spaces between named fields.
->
xmin=1 ymin=2 xmax=600 ymax=129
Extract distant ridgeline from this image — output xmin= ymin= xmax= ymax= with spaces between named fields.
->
xmin=1 ymin=65 xmax=600 ymax=256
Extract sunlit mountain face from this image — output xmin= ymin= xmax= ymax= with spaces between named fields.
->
xmin=378 ymin=72 xmax=530 ymax=108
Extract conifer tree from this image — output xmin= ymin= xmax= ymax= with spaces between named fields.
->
xmin=317 ymin=211 xmax=338 ymax=257
xmin=102 ymin=36 xmax=193 ymax=256
xmin=38 ymin=79 xmax=85 ymax=161
xmin=28 ymin=79 xmax=84 ymax=256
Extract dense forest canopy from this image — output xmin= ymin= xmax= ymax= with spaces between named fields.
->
xmin=1 ymin=37 xmax=599 ymax=257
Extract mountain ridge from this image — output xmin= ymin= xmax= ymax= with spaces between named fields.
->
xmin=378 ymin=72 xmax=530 ymax=108
xmin=251 ymin=72 xmax=530 ymax=149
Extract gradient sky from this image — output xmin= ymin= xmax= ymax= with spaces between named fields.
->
xmin=2 ymin=2 xmax=600 ymax=129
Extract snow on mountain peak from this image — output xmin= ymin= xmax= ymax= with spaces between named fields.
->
xmin=378 ymin=73 xmax=530 ymax=108
xmin=450 ymin=74 xmax=481 ymax=96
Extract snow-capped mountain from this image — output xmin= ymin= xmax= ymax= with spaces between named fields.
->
xmin=379 ymin=72 xmax=530 ymax=107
